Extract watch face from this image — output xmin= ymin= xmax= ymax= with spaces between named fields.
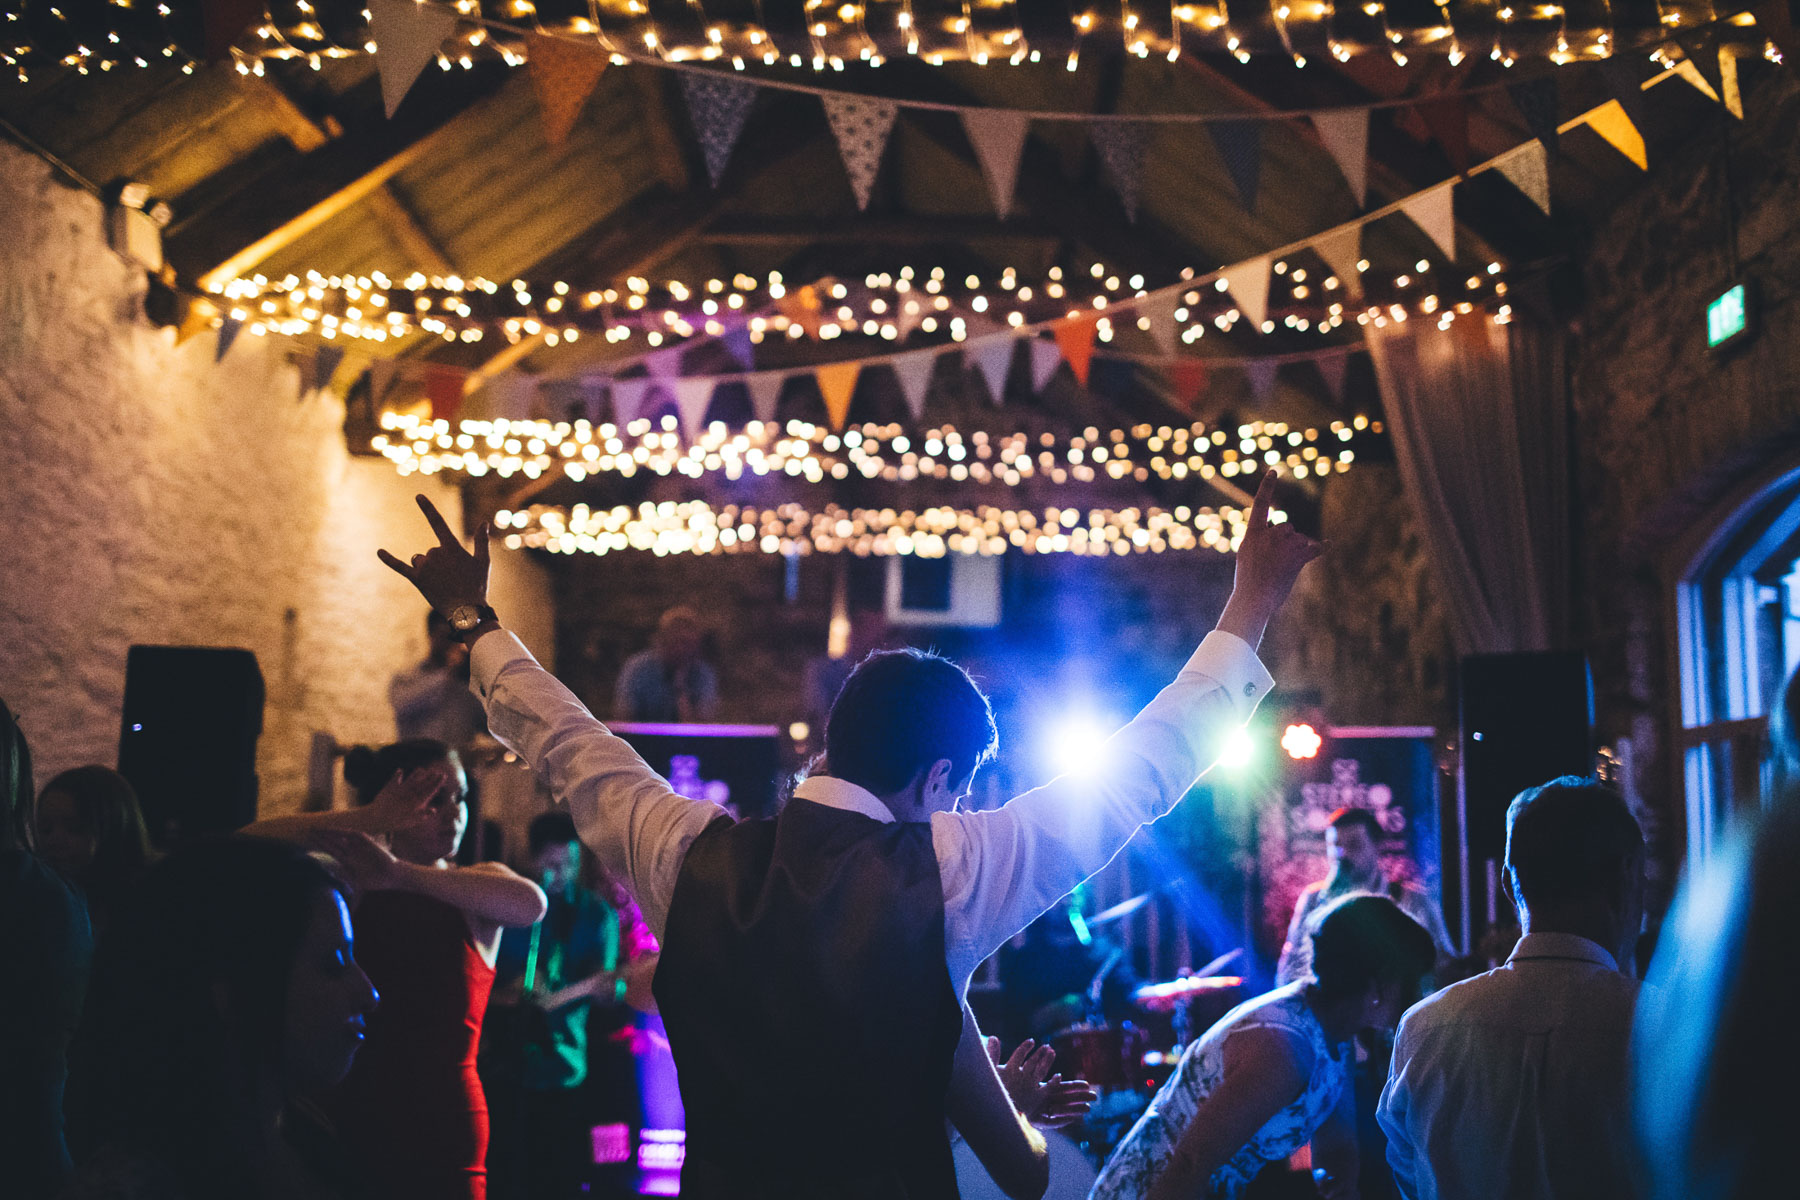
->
xmin=450 ymin=606 xmax=479 ymax=630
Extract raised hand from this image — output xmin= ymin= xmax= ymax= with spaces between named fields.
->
xmin=1217 ymin=469 xmax=1326 ymax=647
xmin=366 ymin=765 xmax=451 ymax=838
xmin=377 ymin=494 xmax=491 ymax=617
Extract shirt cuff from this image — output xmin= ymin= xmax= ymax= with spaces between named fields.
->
xmin=1180 ymin=629 xmax=1275 ymax=718
xmin=468 ymin=628 xmax=537 ymax=703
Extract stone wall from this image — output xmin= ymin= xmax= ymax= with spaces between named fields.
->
xmin=0 ymin=139 xmax=552 ymax=814
xmin=1570 ymin=69 xmax=1800 ymax=877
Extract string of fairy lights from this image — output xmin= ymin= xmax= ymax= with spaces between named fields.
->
xmin=207 ymin=257 xmax=1513 ymax=347
xmin=2 ymin=1 xmax=1783 ymax=84
xmin=372 ymin=411 xmax=1382 ymax=486
xmin=495 ymin=496 xmax=1272 ymax=559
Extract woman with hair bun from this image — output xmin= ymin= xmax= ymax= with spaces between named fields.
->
xmin=1090 ymin=895 xmax=1437 ymax=1200
xmin=245 ymin=739 xmax=547 ymax=1200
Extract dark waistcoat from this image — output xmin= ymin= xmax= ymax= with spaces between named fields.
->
xmin=653 ymin=797 xmax=964 ymax=1200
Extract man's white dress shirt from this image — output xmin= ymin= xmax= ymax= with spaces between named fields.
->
xmin=1377 ymin=932 xmax=1641 ymax=1200
xmin=469 ymin=628 xmax=1272 ymax=994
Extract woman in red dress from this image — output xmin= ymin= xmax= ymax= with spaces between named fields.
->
xmin=247 ymin=740 xmax=547 ymax=1200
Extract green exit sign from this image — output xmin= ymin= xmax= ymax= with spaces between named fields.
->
xmin=1707 ymin=282 xmax=1754 ymax=351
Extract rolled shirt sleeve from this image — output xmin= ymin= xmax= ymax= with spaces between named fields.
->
xmin=931 ymin=630 xmax=1273 ymax=992
xmin=470 ymin=630 xmax=724 ymax=940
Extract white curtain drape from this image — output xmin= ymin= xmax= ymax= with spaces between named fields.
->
xmin=1365 ymin=316 xmax=1569 ymax=656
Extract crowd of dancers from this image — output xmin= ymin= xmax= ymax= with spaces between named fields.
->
xmin=5 ymin=470 xmax=1793 ymax=1200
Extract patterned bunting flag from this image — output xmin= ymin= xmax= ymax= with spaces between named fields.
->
xmin=681 ymin=73 xmax=759 ymax=186
xmin=1091 ymin=121 xmax=1150 ymax=221
xmin=1401 ymin=183 xmax=1457 ymax=259
xmin=821 ymin=94 xmax=899 ymax=210
xmin=1310 ymin=109 xmax=1369 ymax=207
xmin=1053 ymin=314 xmax=1100 ymax=386
xmin=527 ymin=32 xmax=609 ymax=149
xmin=746 ymin=373 xmax=786 ymax=423
xmin=1585 ymin=100 xmax=1647 ymax=170
xmin=673 ymin=378 xmax=715 ymax=439
xmin=369 ymin=0 xmax=459 ymax=118
xmin=1507 ymin=76 xmax=1561 ymax=157
xmin=890 ymin=351 xmax=937 ymax=418
xmin=1221 ymin=255 xmax=1273 ymax=329
xmin=961 ymin=110 xmax=1030 ymax=219
xmin=1028 ymin=339 xmax=1063 ymax=393
xmin=1495 ymin=140 xmax=1552 ymax=215
xmin=1208 ymin=121 xmax=1263 ymax=210
xmin=815 ymin=362 xmax=861 ymax=431
xmin=970 ymin=339 xmax=1016 ymax=405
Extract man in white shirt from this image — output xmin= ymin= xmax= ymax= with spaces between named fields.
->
xmin=1377 ymin=776 xmax=1646 ymax=1200
xmin=380 ymin=472 xmax=1321 ymax=1198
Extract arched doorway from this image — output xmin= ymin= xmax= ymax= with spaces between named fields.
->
xmin=1671 ymin=458 xmax=1800 ymax=863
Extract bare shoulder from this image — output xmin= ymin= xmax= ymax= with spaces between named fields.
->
xmin=1222 ymin=1022 xmax=1314 ymax=1089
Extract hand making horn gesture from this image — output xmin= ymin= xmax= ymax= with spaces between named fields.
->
xmin=378 ymin=494 xmax=493 ymax=617
xmin=1216 ymin=469 xmax=1326 ymax=648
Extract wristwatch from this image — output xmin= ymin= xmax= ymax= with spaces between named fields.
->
xmin=447 ymin=604 xmax=498 ymax=633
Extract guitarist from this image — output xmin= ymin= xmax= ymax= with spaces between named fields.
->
xmin=484 ymin=812 xmax=652 ymax=1200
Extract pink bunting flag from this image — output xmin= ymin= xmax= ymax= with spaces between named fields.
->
xmin=369 ymin=0 xmax=459 ymax=118
xmin=890 ymin=351 xmax=937 ymax=419
xmin=1244 ymin=359 xmax=1279 ymax=405
xmin=673 ymin=378 xmax=715 ymax=440
xmin=821 ymin=94 xmax=899 ymax=210
xmin=1028 ymin=339 xmax=1063 ymax=393
xmin=527 ymin=33 xmax=608 ymax=149
xmin=960 ymin=110 xmax=1029 ymax=219
xmin=970 ymin=339 xmax=1016 ymax=405
xmin=745 ymin=373 xmax=786 ymax=424
xmin=609 ymin=378 xmax=651 ymax=426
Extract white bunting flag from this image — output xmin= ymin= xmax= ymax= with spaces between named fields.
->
xmin=890 ymin=350 xmax=938 ymax=419
xmin=746 ymin=373 xmax=786 ymax=424
xmin=1222 ymin=255 xmax=1274 ymax=330
xmin=1310 ymin=108 xmax=1370 ymax=207
xmin=1402 ymin=182 xmax=1457 ymax=259
xmin=960 ymin=110 xmax=1029 ymax=219
xmin=821 ymin=94 xmax=899 ymax=210
xmin=673 ymin=378 xmax=715 ymax=439
xmin=608 ymin=378 xmax=651 ymax=427
xmin=1138 ymin=291 xmax=1180 ymax=357
xmin=1028 ymin=338 xmax=1063 ymax=393
xmin=1312 ymin=225 xmax=1363 ymax=300
xmin=971 ymin=338 xmax=1016 ymax=405
xmin=1495 ymin=140 xmax=1552 ymax=215
xmin=369 ymin=0 xmax=459 ymax=118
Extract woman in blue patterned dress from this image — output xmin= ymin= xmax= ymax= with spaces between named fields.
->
xmin=1090 ymin=896 xmax=1435 ymax=1200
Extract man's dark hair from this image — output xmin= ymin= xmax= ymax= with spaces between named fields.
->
xmin=824 ymin=648 xmax=998 ymax=796
xmin=1505 ymin=776 xmax=1643 ymax=909
xmin=528 ymin=810 xmax=580 ymax=857
xmin=1327 ymin=806 xmax=1383 ymax=841
xmin=1308 ymin=893 xmax=1437 ymax=1004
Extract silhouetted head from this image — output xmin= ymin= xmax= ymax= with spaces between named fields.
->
xmin=36 ymin=766 xmax=154 ymax=899
xmin=823 ymin=648 xmax=998 ymax=818
xmin=1505 ymin=775 xmax=1645 ymax=962
xmin=1309 ymin=893 xmax=1437 ymax=1034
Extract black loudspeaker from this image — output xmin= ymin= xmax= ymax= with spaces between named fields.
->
xmin=118 ymin=645 xmax=265 ymax=848
xmin=1459 ymin=651 xmax=1594 ymax=879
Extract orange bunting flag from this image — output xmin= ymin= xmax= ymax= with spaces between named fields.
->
xmin=1054 ymin=313 xmax=1100 ymax=387
xmin=528 ymin=33 xmax=609 ymax=148
xmin=815 ymin=361 xmax=861 ymax=430
xmin=1168 ymin=360 xmax=1208 ymax=410
xmin=1585 ymin=100 xmax=1647 ymax=170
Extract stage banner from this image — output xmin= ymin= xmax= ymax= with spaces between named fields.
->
xmin=1255 ymin=729 xmax=1444 ymax=962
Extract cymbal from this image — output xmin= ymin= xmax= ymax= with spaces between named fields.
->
xmin=1087 ymin=892 xmax=1153 ymax=925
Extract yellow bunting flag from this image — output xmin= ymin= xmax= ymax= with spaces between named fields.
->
xmin=528 ymin=33 xmax=609 ymax=148
xmin=1054 ymin=313 xmax=1100 ymax=387
xmin=1585 ymin=100 xmax=1647 ymax=170
xmin=815 ymin=361 xmax=861 ymax=431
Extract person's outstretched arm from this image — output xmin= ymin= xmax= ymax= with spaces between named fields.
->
xmin=935 ymin=470 xmax=1324 ymax=989
xmin=379 ymin=496 xmax=721 ymax=939
xmin=945 ymin=1006 xmax=1048 ymax=1200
